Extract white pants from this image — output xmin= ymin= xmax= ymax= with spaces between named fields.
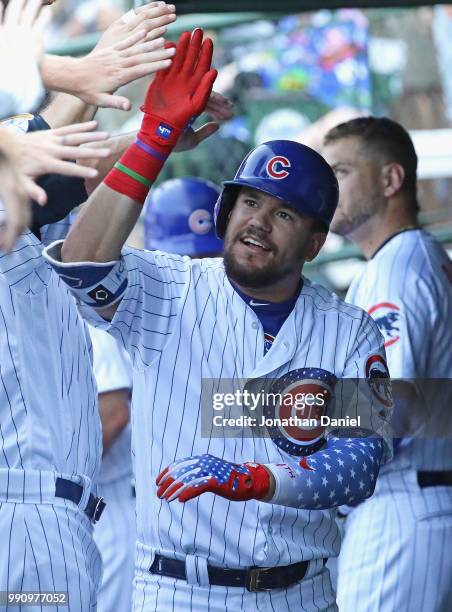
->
xmin=0 ymin=501 xmax=101 ymax=611
xmin=94 ymin=478 xmax=136 ymax=612
xmin=132 ymin=544 xmax=337 ymax=612
xmin=337 ymin=469 xmax=452 ymax=612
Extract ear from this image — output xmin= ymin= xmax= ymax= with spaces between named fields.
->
xmin=305 ymin=232 xmax=327 ymax=262
xmin=381 ymin=162 xmax=405 ymax=198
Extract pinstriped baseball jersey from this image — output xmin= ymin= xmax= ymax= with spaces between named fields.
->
xmin=89 ymin=324 xmax=133 ymax=485
xmin=0 ymin=211 xmax=102 ymax=610
xmin=336 ymin=228 xmax=452 ymax=612
xmin=79 ymin=247 xmax=390 ymax=572
xmin=346 ymin=229 xmax=452 ymax=471
xmin=89 ymin=325 xmax=135 ymax=612
xmin=0 ymin=225 xmax=101 ymax=480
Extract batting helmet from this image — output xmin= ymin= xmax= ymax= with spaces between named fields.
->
xmin=144 ymin=177 xmax=223 ymax=256
xmin=214 ymin=140 xmax=339 ymax=238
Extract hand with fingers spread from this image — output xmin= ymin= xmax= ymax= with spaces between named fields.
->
xmin=0 ymin=121 xmax=110 ymax=183
xmin=104 ymin=28 xmax=217 ymax=203
xmin=96 ymin=1 xmax=176 ymax=51
xmin=156 ymin=454 xmax=271 ymax=503
xmin=41 ymin=3 xmax=177 ymax=111
xmin=0 ymin=0 xmax=52 ymax=117
xmin=141 ymin=28 xmax=217 ymax=129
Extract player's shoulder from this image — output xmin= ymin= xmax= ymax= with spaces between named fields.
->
xmin=122 ymin=246 xmax=191 ymax=276
xmin=373 ymin=229 xmax=451 ymax=294
xmin=303 ymin=276 xmax=365 ymax=317
xmin=375 ymin=229 xmax=447 ymax=272
xmin=122 ymin=248 xmax=225 ymax=290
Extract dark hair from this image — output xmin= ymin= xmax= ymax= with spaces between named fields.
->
xmin=312 ymin=219 xmax=328 ymax=234
xmin=324 ymin=116 xmax=418 ymax=203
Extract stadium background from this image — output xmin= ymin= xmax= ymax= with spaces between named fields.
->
xmin=46 ymin=0 xmax=452 ymax=294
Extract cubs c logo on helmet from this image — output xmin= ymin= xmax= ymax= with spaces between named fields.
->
xmin=188 ymin=209 xmax=213 ymax=235
xmin=266 ymin=156 xmax=291 ymax=180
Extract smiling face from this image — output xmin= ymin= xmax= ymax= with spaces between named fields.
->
xmin=223 ymin=187 xmax=326 ymax=295
xmin=322 ymin=136 xmax=386 ymax=238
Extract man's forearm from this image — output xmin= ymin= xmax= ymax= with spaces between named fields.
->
xmin=83 ymin=133 xmax=135 ymax=195
xmin=62 ymin=183 xmax=142 ymax=263
xmin=40 ymin=93 xmax=97 ymax=129
xmin=40 ymin=55 xmax=85 ymax=97
xmin=99 ymin=389 xmax=130 ymax=454
xmin=264 ymin=435 xmax=385 ymax=509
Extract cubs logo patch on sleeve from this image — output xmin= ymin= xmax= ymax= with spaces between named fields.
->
xmin=365 ymin=354 xmax=393 ymax=409
xmin=368 ymin=302 xmax=400 ymax=347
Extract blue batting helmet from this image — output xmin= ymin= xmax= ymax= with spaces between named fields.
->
xmin=214 ymin=140 xmax=339 ymax=238
xmin=144 ymin=177 xmax=223 ymax=256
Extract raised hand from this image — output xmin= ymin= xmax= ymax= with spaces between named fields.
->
xmin=1 ymin=121 xmax=110 ymax=181
xmin=142 ymin=28 xmax=217 ymax=128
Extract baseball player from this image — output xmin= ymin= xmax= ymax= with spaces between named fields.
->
xmin=0 ymin=216 xmax=104 ymax=610
xmin=322 ymin=116 xmax=452 ymax=612
xmin=89 ymin=325 xmax=135 ymax=612
xmin=44 ymin=30 xmax=392 ymax=611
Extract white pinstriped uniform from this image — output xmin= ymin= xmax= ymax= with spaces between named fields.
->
xmin=89 ymin=325 xmax=135 ymax=612
xmin=73 ymin=247 xmax=391 ymax=612
xmin=337 ymin=229 xmax=452 ymax=612
xmin=0 ymin=220 xmax=102 ymax=610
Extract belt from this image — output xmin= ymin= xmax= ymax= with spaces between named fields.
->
xmin=150 ymin=554 xmax=326 ymax=592
xmin=55 ymin=477 xmax=105 ymax=523
xmin=418 ymin=471 xmax=452 ymax=488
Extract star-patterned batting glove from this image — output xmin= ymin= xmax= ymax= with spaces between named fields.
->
xmin=156 ymin=454 xmax=271 ymax=503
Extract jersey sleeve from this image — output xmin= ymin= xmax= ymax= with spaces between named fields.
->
xmin=0 ymin=214 xmax=50 ymax=295
xmin=336 ymin=311 xmax=393 ymax=463
xmin=367 ymin=285 xmax=431 ymax=379
xmin=78 ymin=247 xmax=191 ymax=369
xmin=88 ymin=324 xmax=132 ymax=394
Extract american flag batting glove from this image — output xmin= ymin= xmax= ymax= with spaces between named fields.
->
xmin=156 ymin=454 xmax=271 ymax=503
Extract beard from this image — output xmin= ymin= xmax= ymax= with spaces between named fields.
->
xmin=223 ymin=238 xmax=305 ymax=289
xmin=330 ymin=210 xmax=371 ymax=237
xmin=330 ymin=195 xmax=383 ymax=237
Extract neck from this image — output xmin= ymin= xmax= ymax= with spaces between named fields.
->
xmin=348 ymin=202 xmax=418 ymax=259
xmin=232 ymin=273 xmax=301 ymax=303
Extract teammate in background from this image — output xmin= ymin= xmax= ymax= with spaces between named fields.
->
xmin=322 ymin=116 xmax=452 ymax=612
xmin=44 ymin=31 xmax=392 ymax=611
xmin=89 ymin=325 xmax=135 ymax=612
xmin=0 ymin=213 xmax=105 ymax=611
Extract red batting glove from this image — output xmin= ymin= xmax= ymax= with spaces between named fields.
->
xmin=141 ymin=28 xmax=217 ymax=132
xmin=156 ymin=454 xmax=271 ymax=503
xmin=104 ymin=29 xmax=217 ymax=203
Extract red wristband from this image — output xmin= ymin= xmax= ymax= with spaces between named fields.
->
xmin=245 ymin=463 xmax=271 ymax=500
xmin=103 ymin=115 xmax=183 ymax=203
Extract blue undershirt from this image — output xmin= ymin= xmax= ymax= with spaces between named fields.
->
xmin=233 ymin=282 xmax=302 ymax=354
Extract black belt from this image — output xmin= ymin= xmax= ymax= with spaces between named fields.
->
xmin=55 ymin=477 xmax=106 ymax=523
xmin=150 ymin=554 xmax=326 ymax=592
xmin=418 ymin=471 xmax=452 ymax=488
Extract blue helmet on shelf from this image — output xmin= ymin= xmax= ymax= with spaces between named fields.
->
xmin=144 ymin=177 xmax=223 ymax=256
